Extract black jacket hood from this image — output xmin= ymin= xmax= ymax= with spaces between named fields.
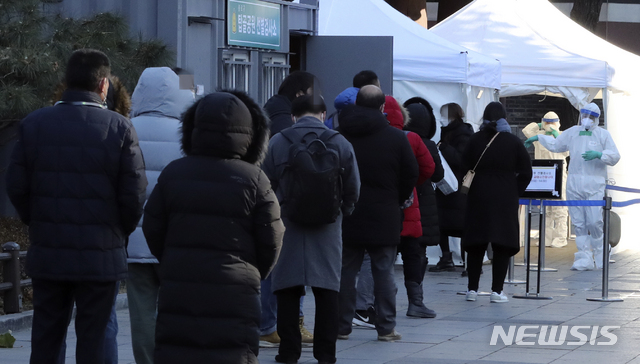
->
xmin=180 ymin=90 xmax=269 ymax=165
xmin=404 ymin=101 xmax=436 ymax=140
xmin=338 ymin=104 xmax=389 ymax=137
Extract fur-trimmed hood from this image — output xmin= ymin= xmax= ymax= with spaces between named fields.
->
xmin=403 ymin=97 xmax=437 ymax=140
xmin=180 ymin=90 xmax=269 ymax=165
xmin=384 ymin=95 xmax=409 ymax=131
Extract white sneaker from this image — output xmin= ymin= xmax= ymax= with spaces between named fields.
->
xmin=466 ymin=290 xmax=477 ymax=301
xmin=490 ymin=291 xmax=509 ymax=303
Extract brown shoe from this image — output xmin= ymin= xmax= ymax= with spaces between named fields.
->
xmin=259 ymin=331 xmax=280 ymax=348
xmin=299 ymin=316 xmax=314 ymax=346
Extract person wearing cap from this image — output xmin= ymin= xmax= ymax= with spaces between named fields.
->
xmin=522 ymin=112 xmax=569 ymax=248
xmin=524 ymin=103 xmax=620 ymax=270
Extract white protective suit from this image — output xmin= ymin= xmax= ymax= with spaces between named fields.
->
xmin=538 ymin=124 xmax=620 ymax=270
xmin=521 ymin=121 xmax=569 ymax=248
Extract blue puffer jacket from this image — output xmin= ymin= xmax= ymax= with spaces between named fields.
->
xmin=127 ymin=67 xmax=195 ymax=263
xmin=324 ymin=87 xmax=359 ymax=129
xmin=6 ymin=90 xmax=147 ymax=281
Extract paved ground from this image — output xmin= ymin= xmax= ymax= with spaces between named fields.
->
xmin=2 ymin=241 xmax=640 ymax=364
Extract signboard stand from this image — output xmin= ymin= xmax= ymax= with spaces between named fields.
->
xmin=513 ymin=200 xmax=553 ymax=300
xmin=513 ymin=160 xmax=564 ymax=301
xmin=530 ymin=203 xmax=558 ymax=273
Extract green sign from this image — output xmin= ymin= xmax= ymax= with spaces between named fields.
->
xmin=228 ymin=0 xmax=281 ymax=50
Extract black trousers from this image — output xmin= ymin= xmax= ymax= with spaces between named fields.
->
xmin=30 ymin=279 xmax=118 ymax=364
xmin=275 ymin=286 xmax=338 ymax=363
xmin=465 ymin=243 xmax=518 ymax=293
xmin=398 ymin=236 xmax=427 ymax=285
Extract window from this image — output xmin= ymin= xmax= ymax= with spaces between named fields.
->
xmin=221 ymin=51 xmax=251 ymax=92
xmin=261 ymin=54 xmax=289 ymax=105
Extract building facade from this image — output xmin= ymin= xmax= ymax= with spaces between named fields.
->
xmin=42 ymin=0 xmax=318 ymax=106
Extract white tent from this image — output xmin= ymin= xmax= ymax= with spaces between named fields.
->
xmin=432 ymin=0 xmax=640 ymax=251
xmin=318 ymin=0 xmax=502 ymax=130
xmin=430 ymin=0 xmax=613 ymax=108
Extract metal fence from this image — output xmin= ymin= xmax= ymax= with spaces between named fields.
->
xmin=0 ymin=242 xmax=30 ymax=314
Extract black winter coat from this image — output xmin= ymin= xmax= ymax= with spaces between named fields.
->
xmin=339 ymin=104 xmax=418 ymax=246
xmin=462 ymin=128 xmax=532 ymax=252
xmin=6 ymin=90 xmax=147 ymax=281
xmin=264 ymin=94 xmax=293 ymax=137
xmin=405 ymin=103 xmax=444 ymax=247
xmin=143 ymin=92 xmax=284 ymax=364
xmin=436 ymin=120 xmax=474 ymax=236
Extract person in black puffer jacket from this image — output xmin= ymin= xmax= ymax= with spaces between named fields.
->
xmin=264 ymin=71 xmax=317 ymax=137
xmin=403 ymin=97 xmax=445 ymax=250
xmin=6 ymin=49 xmax=147 ymax=363
xmin=337 ymin=85 xmax=418 ymax=342
xmin=430 ymin=102 xmax=474 ymax=272
xmin=143 ymin=90 xmax=284 ymax=364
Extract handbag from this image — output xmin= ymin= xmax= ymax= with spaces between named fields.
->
xmin=434 ymin=150 xmax=458 ymax=195
xmin=460 ymin=132 xmax=500 ymax=195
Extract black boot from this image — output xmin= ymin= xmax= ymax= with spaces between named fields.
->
xmin=428 ymin=252 xmax=456 ymax=272
xmin=405 ymin=282 xmax=436 ymax=318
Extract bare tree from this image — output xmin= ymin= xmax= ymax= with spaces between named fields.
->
xmin=570 ymin=0 xmax=604 ymax=32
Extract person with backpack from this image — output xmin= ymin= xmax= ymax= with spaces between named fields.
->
xmin=262 ymin=94 xmax=360 ymax=364
xmin=261 ymin=71 xmax=319 ymax=347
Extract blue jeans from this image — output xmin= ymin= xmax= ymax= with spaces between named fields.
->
xmin=104 ymin=285 xmax=119 ymax=364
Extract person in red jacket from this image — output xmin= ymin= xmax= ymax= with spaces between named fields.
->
xmin=384 ymin=96 xmax=436 ymax=318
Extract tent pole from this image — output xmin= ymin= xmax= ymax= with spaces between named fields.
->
xmin=603 ymin=87 xmax=608 ymax=129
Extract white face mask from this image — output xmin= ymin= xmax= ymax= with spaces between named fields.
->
xmin=440 ymin=107 xmax=449 ymax=127
xmin=581 ymin=118 xmax=594 ymax=130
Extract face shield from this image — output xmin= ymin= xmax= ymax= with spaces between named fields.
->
xmin=578 ymin=103 xmax=600 ymax=131
xmin=541 ymin=111 xmax=560 ymax=132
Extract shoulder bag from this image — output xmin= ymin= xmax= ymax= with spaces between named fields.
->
xmin=460 ymin=132 xmax=500 ymax=195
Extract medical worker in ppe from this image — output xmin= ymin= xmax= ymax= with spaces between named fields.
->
xmin=522 ymin=112 xmax=569 ymax=248
xmin=524 ymin=103 xmax=620 ymax=270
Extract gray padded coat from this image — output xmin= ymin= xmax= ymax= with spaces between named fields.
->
xmin=127 ymin=67 xmax=194 ymax=263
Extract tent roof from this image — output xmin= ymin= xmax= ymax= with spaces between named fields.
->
xmin=318 ymin=0 xmax=501 ymax=89
xmin=431 ymin=0 xmax=613 ymax=91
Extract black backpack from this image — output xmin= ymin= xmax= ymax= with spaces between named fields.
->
xmin=280 ymin=128 xmax=343 ymax=226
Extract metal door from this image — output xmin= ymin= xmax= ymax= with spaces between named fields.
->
xmin=304 ymin=36 xmax=393 ymax=115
